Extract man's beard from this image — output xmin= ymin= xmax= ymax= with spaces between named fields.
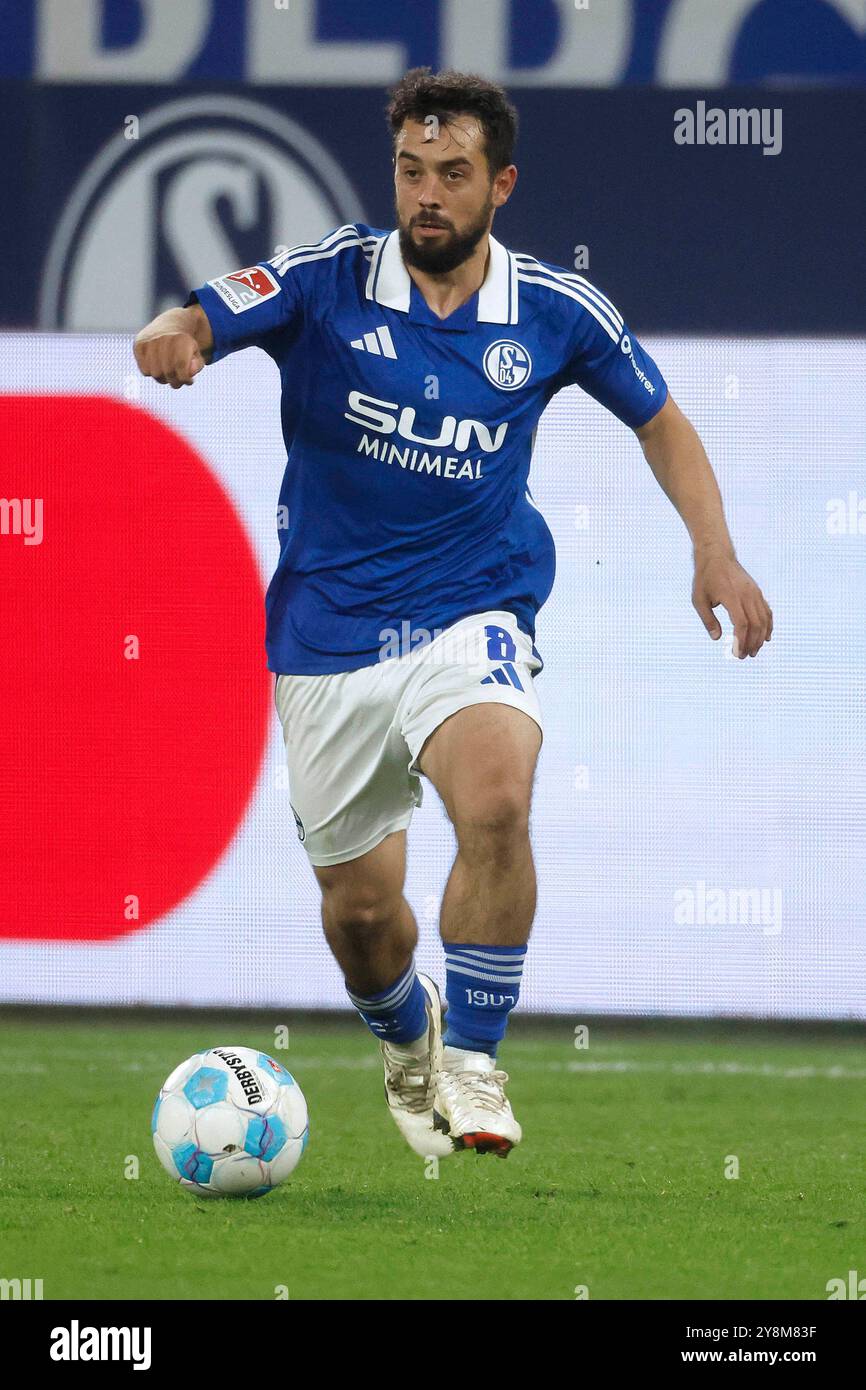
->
xmin=398 ymin=197 xmax=494 ymax=275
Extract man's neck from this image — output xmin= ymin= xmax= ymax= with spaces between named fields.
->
xmin=404 ymin=236 xmax=491 ymax=320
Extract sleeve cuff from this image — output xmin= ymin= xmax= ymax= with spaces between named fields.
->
xmin=184 ymin=286 xmax=228 ymax=363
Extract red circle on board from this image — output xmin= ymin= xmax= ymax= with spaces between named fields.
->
xmin=0 ymin=395 xmax=270 ymax=940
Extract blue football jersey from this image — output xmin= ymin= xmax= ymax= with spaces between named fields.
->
xmin=188 ymin=223 xmax=667 ymax=674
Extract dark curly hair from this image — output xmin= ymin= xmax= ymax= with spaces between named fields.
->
xmin=386 ymin=67 xmax=518 ymax=177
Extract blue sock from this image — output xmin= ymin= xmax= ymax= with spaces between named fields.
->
xmin=443 ymin=944 xmax=526 ymax=1058
xmin=346 ymin=959 xmax=428 ymax=1045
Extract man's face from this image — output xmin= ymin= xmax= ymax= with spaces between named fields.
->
xmin=393 ymin=115 xmax=514 ymax=274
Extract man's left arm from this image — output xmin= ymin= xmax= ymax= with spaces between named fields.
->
xmin=634 ymin=394 xmax=773 ymax=659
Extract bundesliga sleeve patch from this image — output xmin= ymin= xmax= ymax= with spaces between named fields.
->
xmin=206 ymin=265 xmax=281 ymax=314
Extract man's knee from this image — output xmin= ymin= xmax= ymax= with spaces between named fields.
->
xmin=318 ymin=879 xmax=399 ymax=938
xmin=314 ymin=831 xmax=407 ymax=937
xmin=452 ymin=781 xmax=533 ymax=854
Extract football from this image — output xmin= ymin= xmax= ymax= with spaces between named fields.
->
xmin=152 ymin=1045 xmax=309 ymax=1198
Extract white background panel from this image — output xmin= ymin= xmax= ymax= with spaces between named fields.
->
xmin=1 ymin=333 xmax=863 ymax=1015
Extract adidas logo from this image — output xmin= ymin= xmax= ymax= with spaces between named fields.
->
xmin=481 ymin=663 xmax=525 ymax=692
xmin=350 ymin=326 xmax=397 ymax=359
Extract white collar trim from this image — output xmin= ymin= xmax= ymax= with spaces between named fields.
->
xmin=365 ymin=229 xmax=519 ymax=324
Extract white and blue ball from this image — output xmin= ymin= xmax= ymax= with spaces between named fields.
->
xmin=152 ymin=1045 xmax=308 ymax=1198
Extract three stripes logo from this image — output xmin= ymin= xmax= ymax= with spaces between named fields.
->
xmin=350 ymin=325 xmax=397 ymax=359
xmin=481 ymin=663 xmax=525 ymax=692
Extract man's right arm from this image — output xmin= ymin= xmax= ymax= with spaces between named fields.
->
xmin=133 ymin=302 xmax=214 ymax=389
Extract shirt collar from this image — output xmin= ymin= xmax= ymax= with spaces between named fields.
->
xmin=365 ymin=228 xmax=520 ymax=326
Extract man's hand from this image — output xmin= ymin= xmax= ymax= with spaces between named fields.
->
xmin=636 ymin=396 xmax=773 ymax=659
xmin=692 ymin=546 xmax=773 ymax=658
xmin=133 ymin=303 xmax=213 ymax=389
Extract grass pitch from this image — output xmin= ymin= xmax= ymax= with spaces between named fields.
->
xmin=0 ymin=1011 xmax=862 ymax=1301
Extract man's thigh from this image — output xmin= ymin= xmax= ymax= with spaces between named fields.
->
xmin=417 ymin=702 xmax=542 ymax=826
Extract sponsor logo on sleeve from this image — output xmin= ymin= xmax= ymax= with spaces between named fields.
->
xmin=620 ymin=331 xmax=656 ymax=394
xmin=208 ymin=265 xmax=281 ymax=314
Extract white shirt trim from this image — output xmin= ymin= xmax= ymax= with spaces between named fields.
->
xmin=365 ymin=229 xmax=519 ymax=324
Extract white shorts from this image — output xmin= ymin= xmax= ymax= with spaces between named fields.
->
xmin=274 ymin=610 xmax=544 ymax=866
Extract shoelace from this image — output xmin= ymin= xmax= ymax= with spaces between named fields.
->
xmin=443 ymin=1068 xmax=510 ymax=1114
xmin=386 ymin=1061 xmax=433 ymax=1113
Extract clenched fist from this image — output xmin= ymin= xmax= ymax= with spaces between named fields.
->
xmin=133 ymin=304 xmax=213 ymax=389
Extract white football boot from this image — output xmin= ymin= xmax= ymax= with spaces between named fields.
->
xmin=381 ymin=973 xmax=454 ymax=1158
xmin=433 ymin=1048 xmax=522 ymax=1158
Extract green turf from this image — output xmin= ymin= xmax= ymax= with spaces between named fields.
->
xmin=0 ymin=1013 xmax=862 ymax=1300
